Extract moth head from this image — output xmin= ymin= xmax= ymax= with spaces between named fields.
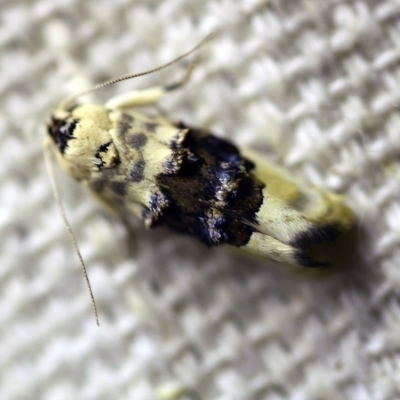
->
xmin=47 ymin=104 xmax=120 ymax=181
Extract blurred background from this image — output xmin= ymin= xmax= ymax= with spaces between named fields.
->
xmin=1 ymin=0 xmax=400 ymax=399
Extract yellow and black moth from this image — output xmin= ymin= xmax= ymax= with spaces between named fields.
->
xmin=46 ymin=42 xmax=354 ymax=270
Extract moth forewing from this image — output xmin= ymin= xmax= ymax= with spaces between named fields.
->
xmin=47 ymin=89 xmax=355 ymax=269
xmin=46 ymin=33 xmax=354 ymax=272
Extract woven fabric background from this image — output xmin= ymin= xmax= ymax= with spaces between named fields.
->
xmin=1 ymin=0 xmax=400 ymax=399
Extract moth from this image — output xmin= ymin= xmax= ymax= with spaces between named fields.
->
xmin=46 ymin=38 xmax=355 ymax=273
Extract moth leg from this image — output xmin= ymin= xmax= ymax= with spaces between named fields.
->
xmin=105 ymin=63 xmax=195 ymax=110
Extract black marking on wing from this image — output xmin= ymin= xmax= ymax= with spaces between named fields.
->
xmin=48 ymin=117 xmax=78 ymax=154
xmin=115 ymin=112 xmax=136 ymax=136
xmin=141 ymin=193 xmax=171 ymax=227
xmin=292 ymin=224 xmax=340 ymax=247
xmin=130 ymin=159 xmax=146 ymax=182
xmin=121 ymin=113 xmax=134 ymax=123
xmin=149 ymin=126 xmax=264 ymax=247
xmin=144 ymin=122 xmax=159 ymax=133
xmin=118 ymin=121 xmax=132 ymax=137
xmin=90 ymin=178 xmax=107 ymax=193
xmin=110 ymin=181 xmax=127 ymax=196
xmin=129 ymin=133 xmax=148 ymax=149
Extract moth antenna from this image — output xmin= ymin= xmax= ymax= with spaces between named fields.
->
xmin=60 ymin=32 xmax=215 ymax=110
xmin=43 ymin=139 xmax=100 ymax=326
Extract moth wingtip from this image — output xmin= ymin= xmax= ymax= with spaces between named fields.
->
xmin=294 ymin=249 xmax=331 ymax=268
xmin=292 ymin=224 xmax=341 ymax=248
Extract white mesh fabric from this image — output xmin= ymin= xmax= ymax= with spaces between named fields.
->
xmin=1 ymin=1 xmax=400 ymax=399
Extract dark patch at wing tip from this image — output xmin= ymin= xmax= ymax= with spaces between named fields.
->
xmin=294 ymin=249 xmax=331 ymax=268
xmin=293 ymin=224 xmax=340 ymax=247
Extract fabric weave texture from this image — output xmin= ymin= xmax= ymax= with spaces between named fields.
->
xmin=1 ymin=1 xmax=400 ymax=399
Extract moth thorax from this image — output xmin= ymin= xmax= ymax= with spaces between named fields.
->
xmin=48 ymin=105 xmax=120 ymax=181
